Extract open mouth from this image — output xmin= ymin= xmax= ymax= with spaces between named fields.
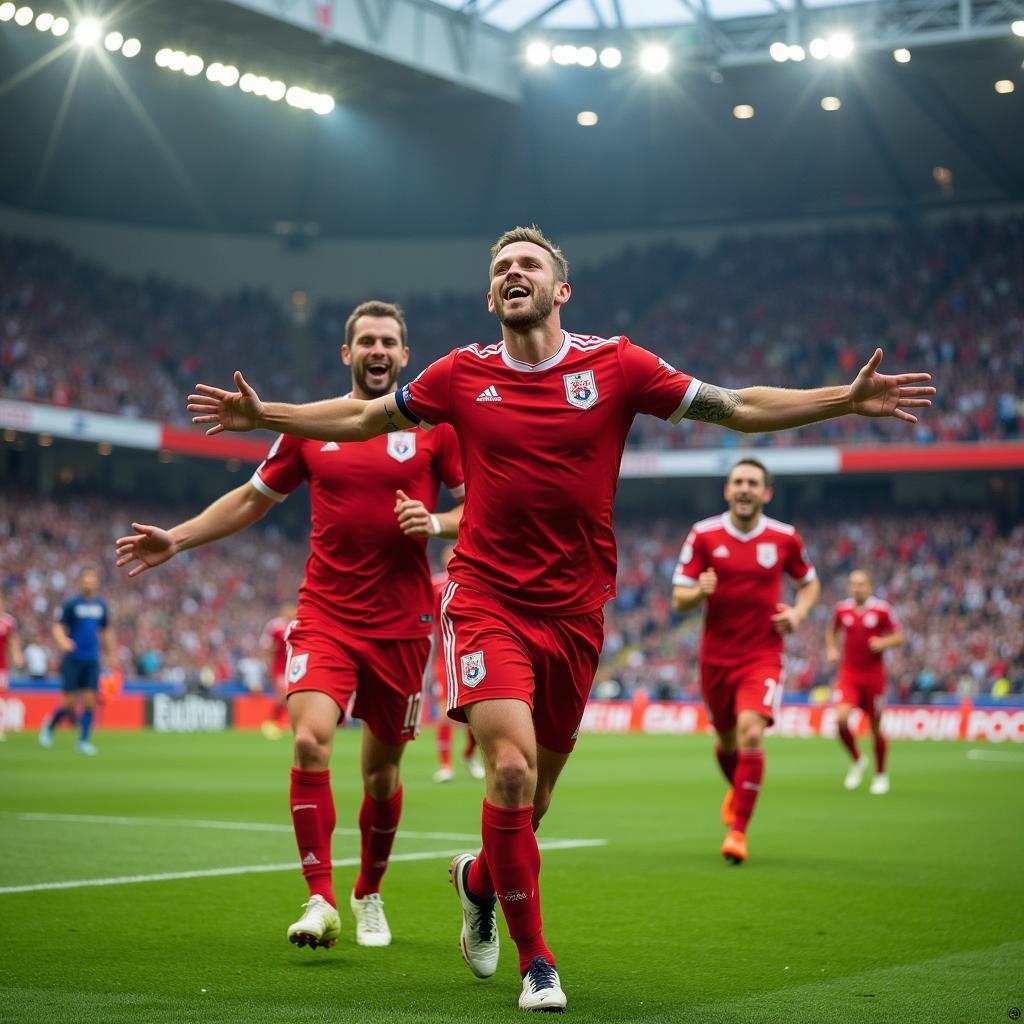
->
xmin=504 ymin=284 xmax=530 ymax=301
xmin=365 ymin=362 xmax=390 ymax=384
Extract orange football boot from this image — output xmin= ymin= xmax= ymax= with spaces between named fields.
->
xmin=720 ymin=788 xmax=735 ymax=828
xmin=721 ymin=829 xmax=748 ymax=865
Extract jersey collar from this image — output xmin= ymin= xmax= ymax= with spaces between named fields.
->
xmin=721 ymin=512 xmax=768 ymax=542
xmin=500 ymin=331 xmax=570 ymax=373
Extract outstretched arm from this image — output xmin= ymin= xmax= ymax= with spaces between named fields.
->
xmin=187 ymin=372 xmax=415 ymax=441
xmin=684 ymin=349 xmax=934 ymax=433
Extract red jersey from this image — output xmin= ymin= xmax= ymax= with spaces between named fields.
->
xmin=261 ymin=616 xmax=290 ymax=678
xmin=833 ymin=597 xmax=899 ymax=681
xmin=673 ymin=513 xmax=816 ymax=667
xmin=252 ymin=420 xmax=464 ymax=639
xmin=396 ymin=333 xmax=700 ymax=615
xmin=0 ymin=612 xmax=15 ymax=672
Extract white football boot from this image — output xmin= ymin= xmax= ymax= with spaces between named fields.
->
xmin=869 ymin=773 xmax=890 ymax=795
xmin=433 ymin=766 xmax=455 ymax=783
xmin=519 ymin=956 xmax=567 ymax=1013
xmin=350 ymin=891 xmax=392 ymax=947
xmin=287 ymin=894 xmax=341 ymax=949
xmin=844 ymin=754 xmax=870 ymax=790
xmin=450 ymin=853 xmax=499 ymax=978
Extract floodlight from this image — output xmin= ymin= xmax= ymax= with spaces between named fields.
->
xmin=121 ymin=37 xmax=140 ymax=58
xmin=1011 ymin=20 xmax=1024 ymax=36
xmin=994 ymin=79 xmax=1015 ymax=93
xmin=14 ymin=6 xmax=32 ymax=27
xmin=0 ymin=4 xmax=15 ymax=22
xmin=155 ymin=47 xmax=171 ymax=67
xmin=104 ymin=30 xmax=123 ymax=51
xmin=808 ymin=37 xmax=829 ymax=59
xmin=239 ymin=72 xmax=256 ymax=92
xmin=252 ymin=75 xmax=269 ymax=95
xmin=769 ymin=41 xmax=789 ymax=62
xmin=206 ymin=62 xmax=222 ymax=82
xmin=312 ymin=93 xmax=335 ymax=115
xmin=219 ymin=64 xmax=239 ymax=86
xmin=639 ymin=44 xmax=670 ymax=74
xmin=820 ymin=95 xmax=842 ymax=111
xmin=168 ymin=50 xmax=187 ymax=71
xmin=183 ymin=54 xmax=203 ymax=76
xmin=35 ymin=11 xmax=52 ymax=31
xmin=576 ymin=110 xmax=598 ymax=126
xmin=552 ymin=44 xmax=579 ymax=65
xmin=788 ymin=44 xmax=806 ymax=61
xmin=577 ymin=45 xmax=597 ymax=67
xmin=73 ymin=17 xmax=102 ymax=46
xmin=266 ymin=80 xmax=286 ymax=101
xmin=599 ymin=46 xmax=621 ymax=68
xmin=286 ymin=85 xmax=311 ymax=108
xmin=828 ymin=32 xmax=854 ymax=58
xmin=893 ymin=48 xmax=911 ymax=63
xmin=49 ymin=14 xmax=67 ymax=35
xmin=526 ymin=40 xmax=550 ymax=66
xmin=733 ymin=104 xmax=754 ymax=119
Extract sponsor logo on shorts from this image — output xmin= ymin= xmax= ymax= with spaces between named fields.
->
xmin=460 ymin=651 xmax=486 ymax=688
xmin=387 ymin=432 xmax=417 ymax=463
xmin=756 ymin=542 xmax=778 ymax=569
xmin=563 ymin=369 xmax=599 ymax=410
xmin=288 ymin=652 xmax=309 ymax=684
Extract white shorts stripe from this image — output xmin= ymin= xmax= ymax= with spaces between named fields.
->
xmin=439 ymin=580 xmax=460 ymax=712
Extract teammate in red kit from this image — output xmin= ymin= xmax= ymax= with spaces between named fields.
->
xmin=826 ymin=569 xmax=904 ymax=795
xmin=187 ymin=225 xmax=934 ymax=1012
xmin=430 ymin=546 xmax=483 ymax=783
xmin=116 ymin=301 xmax=464 ymax=951
xmin=260 ymin=603 xmax=297 ymax=740
xmin=673 ymin=459 xmax=820 ymax=865
xmin=0 ymin=593 xmax=25 ymax=741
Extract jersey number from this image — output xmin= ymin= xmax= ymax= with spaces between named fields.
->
xmin=403 ymin=692 xmax=423 ymax=736
xmin=763 ymin=678 xmax=779 ymax=710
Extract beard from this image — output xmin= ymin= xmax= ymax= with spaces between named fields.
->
xmin=495 ymin=285 xmax=556 ymax=330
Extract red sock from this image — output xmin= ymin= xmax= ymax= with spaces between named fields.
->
xmin=353 ymin=786 xmax=403 ymax=898
xmin=874 ymin=732 xmax=888 ymax=773
xmin=731 ymin=750 xmax=765 ymax=834
xmin=437 ymin=722 xmax=452 ymax=770
xmin=467 ymin=847 xmax=495 ymax=899
xmin=463 ymin=730 xmax=477 ymax=759
xmin=290 ymin=767 xmax=335 ymax=906
xmin=838 ymin=723 xmax=861 ymax=761
xmin=479 ymin=800 xmax=553 ymax=973
xmin=715 ymin=744 xmax=738 ymax=785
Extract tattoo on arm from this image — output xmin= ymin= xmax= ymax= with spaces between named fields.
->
xmin=684 ymin=383 xmax=741 ymax=424
xmin=385 ymin=402 xmax=396 ymax=419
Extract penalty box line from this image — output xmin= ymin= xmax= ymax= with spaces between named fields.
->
xmin=0 ymin=839 xmax=607 ymax=896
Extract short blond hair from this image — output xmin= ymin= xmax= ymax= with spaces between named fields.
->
xmin=345 ymin=300 xmax=407 ymax=348
xmin=489 ymin=225 xmax=569 ymax=282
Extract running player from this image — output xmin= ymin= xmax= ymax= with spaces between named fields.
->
xmin=187 ymin=226 xmax=934 ymax=1012
xmin=673 ymin=459 xmax=819 ymax=865
xmin=117 ymin=301 xmax=464 ymax=950
xmin=0 ymin=592 xmax=25 ymax=741
xmin=41 ymin=568 xmax=115 ymax=756
xmin=431 ymin=546 xmax=483 ymax=783
xmin=826 ymin=569 xmax=903 ymax=795
xmin=261 ymin=603 xmax=297 ymax=740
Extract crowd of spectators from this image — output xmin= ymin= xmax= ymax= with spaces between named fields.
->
xmin=1 ymin=490 xmax=1019 ymax=703
xmin=2 ymin=215 xmax=1022 ymax=447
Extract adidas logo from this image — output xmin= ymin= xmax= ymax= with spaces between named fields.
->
xmin=712 ymin=545 xmax=730 ymax=557
xmin=476 ymin=386 xmax=502 ymax=403
xmin=302 ymin=851 xmax=320 ymax=866
xmin=320 ymin=441 xmax=340 ymax=452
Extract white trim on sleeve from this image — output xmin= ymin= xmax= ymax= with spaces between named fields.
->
xmin=794 ymin=566 xmax=818 ymax=583
xmin=672 ymin=574 xmax=699 ymax=587
xmin=250 ymin=472 xmax=289 ymax=503
xmin=668 ymin=378 xmax=704 ymax=424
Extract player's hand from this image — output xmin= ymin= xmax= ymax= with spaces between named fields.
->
xmin=825 ymin=647 xmax=839 ymax=665
xmin=114 ymin=523 xmax=179 ymax=577
xmin=187 ymin=371 xmax=265 ymax=435
xmin=697 ymin=569 xmax=717 ymax=596
xmin=771 ymin=602 xmax=803 ymax=635
xmin=848 ymin=348 xmax=935 ymax=424
xmin=394 ymin=489 xmax=437 ymax=537
xmin=58 ymin=637 xmax=76 ymax=653
xmin=867 ymin=636 xmax=886 ymax=653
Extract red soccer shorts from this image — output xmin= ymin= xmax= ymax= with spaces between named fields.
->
xmin=833 ymin=670 xmax=886 ymax=719
xmin=284 ymin=617 xmax=431 ymax=745
xmin=701 ymin=658 xmax=784 ymax=733
xmin=438 ymin=582 xmax=605 ymax=754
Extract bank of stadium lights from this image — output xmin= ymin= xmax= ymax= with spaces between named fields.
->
xmin=523 ymin=41 xmax=626 ymax=72
xmin=774 ymin=32 xmax=852 ymax=62
xmin=769 ymin=42 xmax=805 ymax=62
xmin=1 ymin=7 xmax=134 ymax=49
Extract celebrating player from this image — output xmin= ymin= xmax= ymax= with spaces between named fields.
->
xmin=0 ymin=592 xmax=25 ymax=742
xmin=116 ymin=301 xmax=464 ymax=950
xmin=260 ymin=603 xmax=297 ymax=740
xmin=186 ymin=226 xmax=934 ymax=1012
xmin=40 ymin=568 xmax=115 ymax=756
xmin=673 ymin=460 xmax=820 ymax=865
xmin=826 ymin=569 xmax=903 ymax=795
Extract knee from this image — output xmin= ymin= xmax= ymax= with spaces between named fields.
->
xmin=491 ymin=753 xmax=535 ymax=805
xmin=363 ymin=763 xmax=400 ymax=801
xmin=737 ymin=723 xmax=764 ymax=752
xmin=292 ymin=728 xmax=330 ymax=770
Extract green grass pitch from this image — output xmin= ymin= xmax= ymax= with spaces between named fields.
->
xmin=0 ymin=728 xmax=1021 ymax=1023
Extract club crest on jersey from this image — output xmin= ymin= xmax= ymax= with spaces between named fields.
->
xmin=563 ymin=370 xmax=599 ymax=410
xmin=864 ymin=612 xmax=879 ymax=628
xmin=288 ymin=653 xmax=309 ymax=684
xmin=756 ymin=543 xmax=778 ymax=569
xmin=387 ymin=432 xmax=417 ymax=463
xmin=460 ymin=651 xmax=486 ymax=689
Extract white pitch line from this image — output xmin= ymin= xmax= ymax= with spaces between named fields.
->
xmin=0 ymin=839 xmax=607 ymax=896
xmin=5 ymin=812 xmax=481 ymax=843
xmin=966 ymin=748 xmax=1024 ymax=763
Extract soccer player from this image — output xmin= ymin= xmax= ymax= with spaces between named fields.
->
xmin=673 ymin=459 xmax=819 ymax=865
xmin=186 ymin=226 xmax=934 ymax=1012
xmin=260 ymin=603 xmax=297 ymax=740
xmin=116 ymin=301 xmax=465 ymax=950
xmin=41 ymin=568 xmax=115 ymax=756
xmin=431 ymin=546 xmax=483 ymax=783
xmin=826 ymin=569 xmax=903 ymax=795
xmin=0 ymin=592 xmax=25 ymax=741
